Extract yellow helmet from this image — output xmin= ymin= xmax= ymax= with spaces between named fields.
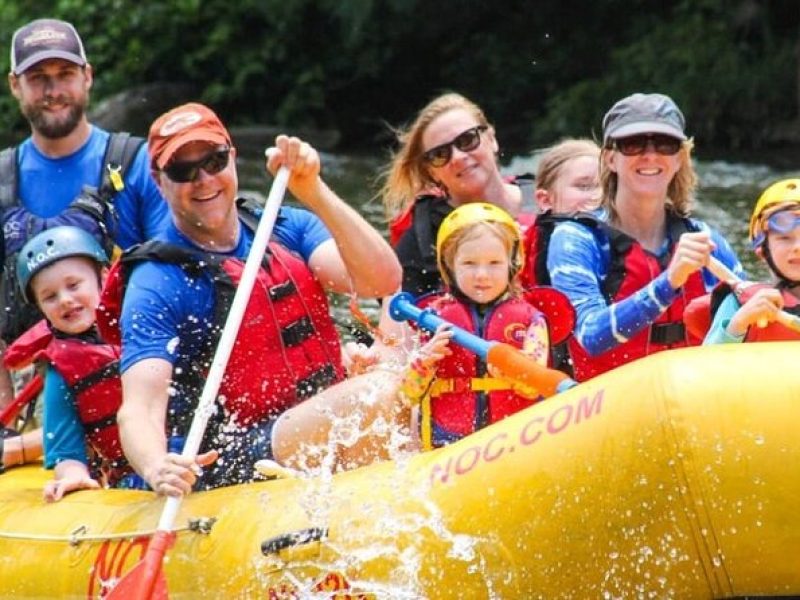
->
xmin=749 ymin=178 xmax=800 ymax=247
xmin=436 ymin=202 xmax=522 ymax=286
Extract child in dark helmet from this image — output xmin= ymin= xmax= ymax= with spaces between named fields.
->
xmin=704 ymin=179 xmax=800 ymax=344
xmin=6 ymin=226 xmax=134 ymax=501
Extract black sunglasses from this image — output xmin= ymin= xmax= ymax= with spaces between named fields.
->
xmin=163 ymin=147 xmax=231 ymax=183
xmin=611 ymin=134 xmax=682 ymax=156
xmin=422 ymin=125 xmax=488 ymax=168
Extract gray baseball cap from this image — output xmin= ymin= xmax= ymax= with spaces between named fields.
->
xmin=10 ymin=19 xmax=87 ymax=75
xmin=602 ymin=93 xmax=686 ymax=145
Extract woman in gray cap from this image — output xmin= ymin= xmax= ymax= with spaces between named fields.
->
xmin=546 ymin=92 xmax=744 ymax=381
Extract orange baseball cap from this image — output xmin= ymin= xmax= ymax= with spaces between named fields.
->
xmin=148 ymin=102 xmax=232 ymax=169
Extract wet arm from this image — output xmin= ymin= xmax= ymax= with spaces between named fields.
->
xmin=306 ymin=188 xmax=402 ymax=297
xmin=118 ymin=358 xmax=172 ymax=487
xmin=266 ymin=135 xmax=401 ymax=297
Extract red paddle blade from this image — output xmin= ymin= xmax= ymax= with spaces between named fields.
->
xmin=0 ymin=373 xmax=43 ymax=427
xmin=105 ymin=530 xmax=175 ymax=600
xmin=487 ymin=343 xmax=569 ymax=398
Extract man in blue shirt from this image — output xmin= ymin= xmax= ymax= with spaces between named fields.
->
xmin=115 ymin=103 xmax=402 ymax=495
xmin=1 ymin=18 xmax=170 ymax=407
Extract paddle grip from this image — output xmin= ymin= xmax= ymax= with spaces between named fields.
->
xmin=389 ymin=293 xmax=492 ymax=359
xmin=487 ymin=344 xmax=572 ymax=397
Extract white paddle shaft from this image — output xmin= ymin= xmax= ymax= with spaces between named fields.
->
xmin=158 ymin=166 xmax=290 ymax=530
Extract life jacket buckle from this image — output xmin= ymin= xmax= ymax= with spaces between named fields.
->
xmin=106 ymin=163 xmax=125 ymax=193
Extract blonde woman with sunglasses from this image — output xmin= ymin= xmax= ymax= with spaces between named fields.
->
xmin=546 ymin=93 xmax=744 ymax=381
xmin=380 ymin=93 xmax=535 ymax=297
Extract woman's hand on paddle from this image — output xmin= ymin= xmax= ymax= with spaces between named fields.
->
xmin=147 ymin=450 xmax=218 ymax=498
xmin=43 ymin=473 xmax=100 ymax=503
xmin=265 ymin=135 xmax=325 ymax=209
xmin=667 ymin=231 xmax=715 ymax=289
xmin=727 ymin=287 xmax=784 ymax=337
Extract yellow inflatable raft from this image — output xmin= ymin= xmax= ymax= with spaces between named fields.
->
xmin=2 ymin=342 xmax=799 ymax=598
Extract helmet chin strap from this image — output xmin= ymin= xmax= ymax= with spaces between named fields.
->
xmin=763 ymin=237 xmax=800 ymax=288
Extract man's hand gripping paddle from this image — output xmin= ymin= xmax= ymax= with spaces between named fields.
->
xmin=389 ymin=292 xmax=576 ymax=397
xmin=106 ymin=167 xmax=291 ymax=600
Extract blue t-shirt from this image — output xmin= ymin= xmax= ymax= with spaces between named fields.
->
xmin=42 ymin=365 xmax=87 ymax=469
xmin=11 ymin=125 xmax=170 ymax=250
xmin=120 ymin=206 xmax=332 ymax=374
xmin=547 ymin=217 xmax=745 ymax=356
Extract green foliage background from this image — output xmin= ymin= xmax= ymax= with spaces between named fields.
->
xmin=0 ymin=0 xmax=797 ymax=152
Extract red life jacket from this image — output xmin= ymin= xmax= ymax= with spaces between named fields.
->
xmin=389 ymin=188 xmax=447 ymax=247
xmin=739 ymin=284 xmax=800 ymax=342
xmin=520 ymin=211 xmax=555 ymax=289
xmin=211 ymin=242 xmax=345 ymax=425
xmin=684 ymin=282 xmax=800 ymax=341
xmin=97 ymin=237 xmax=345 ymax=430
xmin=422 ymin=294 xmax=547 ymax=444
xmin=5 ymin=320 xmax=131 ymax=486
xmin=567 ymin=213 xmax=706 ymax=381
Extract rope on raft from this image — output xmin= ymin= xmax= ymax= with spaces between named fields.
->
xmin=0 ymin=516 xmax=217 ymax=546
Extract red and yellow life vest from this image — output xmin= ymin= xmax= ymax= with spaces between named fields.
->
xmin=420 ymin=295 xmax=547 ymax=447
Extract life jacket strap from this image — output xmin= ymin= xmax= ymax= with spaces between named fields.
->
xmin=429 ymin=376 xmax=511 ymax=397
xmin=295 ymin=364 xmax=339 ymax=400
xmin=649 ymin=322 xmax=686 ymax=345
xmin=281 ymin=316 xmax=316 ymax=347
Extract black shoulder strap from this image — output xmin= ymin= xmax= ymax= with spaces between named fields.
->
xmin=0 ymin=133 xmax=144 ymax=212
xmin=236 ymin=196 xmax=263 ymax=233
xmin=709 ymin=282 xmax=734 ymax=319
xmin=0 ymin=147 xmax=16 ymax=285
xmin=603 ymin=211 xmax=696 ymax=299
xmin=0 ymin=147 xmax=18 ymax=210
xmin=412 ymin=195 xmax=440 ymax=267
xmin=532 ymin=210 xmax=613 ymax=293
xmin=236 ymin=195 xmax=287 ymax=237
xmin=97 ymin=132 xmax=146 ymax=203
xmin=531 ymin=211 xmax=560 ymax=286
xmin=122 ymin=240 xmax=216 ymax=277
xmin=581 ymin=214 xmax=634 ymax=302
xmin=666 ymin=212 xmax=696 ymax=238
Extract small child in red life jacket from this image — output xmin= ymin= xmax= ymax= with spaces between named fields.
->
xmin=400 ymin=202 xmax=569 ymax=450
xmin=701 ymin=179 xmax=800 ymax=344
xmin=4 ymin=226 xmax=134 ymax=501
